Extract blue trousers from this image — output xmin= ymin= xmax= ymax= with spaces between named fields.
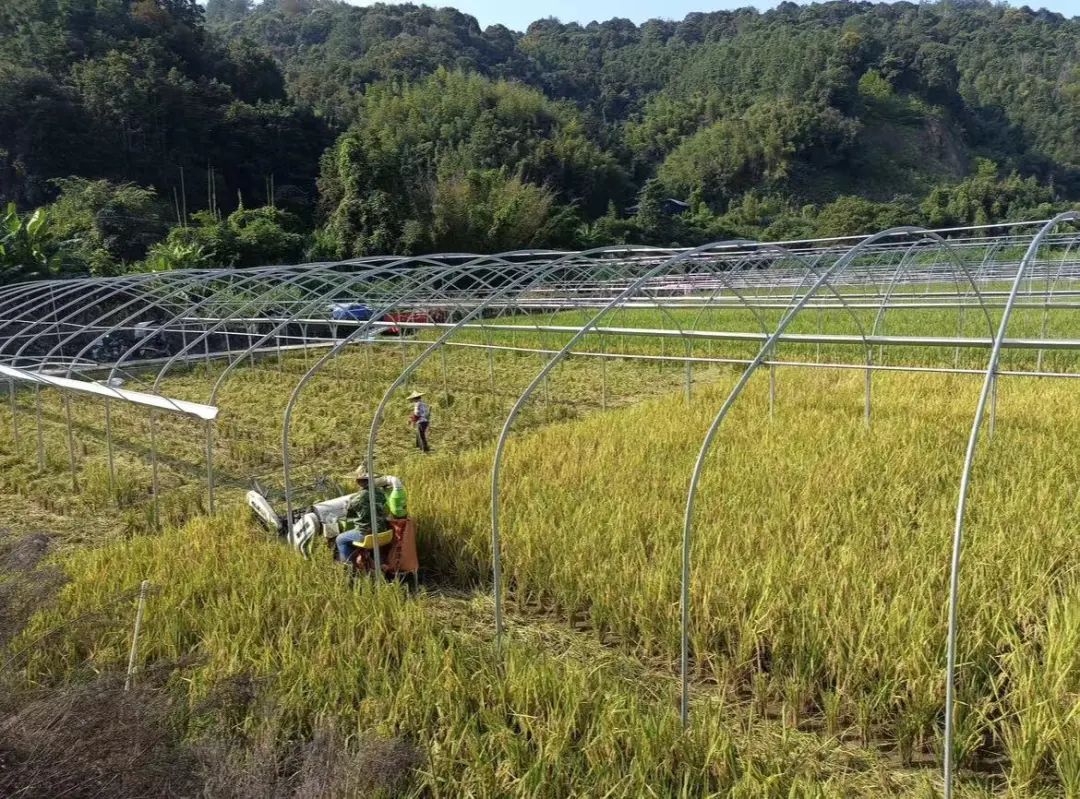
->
xmin=335 ymin=528 xmax=369 ymax=562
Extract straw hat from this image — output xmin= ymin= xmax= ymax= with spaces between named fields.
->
xmin=407 ymin=391 xmax=424 ymax=401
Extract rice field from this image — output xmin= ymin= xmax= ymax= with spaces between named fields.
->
xmin=406 ymin=367 xmax=1080 ymax=792
xmin=3 ymin=296 xmax=1080 ymax=796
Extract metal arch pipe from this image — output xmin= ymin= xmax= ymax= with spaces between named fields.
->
xmin=31 ymin=262 xmax=364 ymax=503
xmin=0 ymin=276 xmax=154 ymax=364
xmin=802 ymin=259 xmax=884 ymax=425
xmin=11 ymin=270 xmax=202 ymax=362
xmin=703 ymin=243 xmax=876 ymax=420
xmin=38 ymin=269 xmax=264 ymax=497
xmin=209 ymin=253 xmax=442 ymax=372
xmin=488 ymin=240 xmax=742 ymax=646
xmin=279 ymin=253 xmax=524 ymax=539
xmin=50 ymin=259 xmax=379 ymax=379
xmin=687 ymin=251 xmax=788 ymax=410
xmin=0 ymin=281 xmax=76 ymax=345
xmin=198 ymin=253 xmax=457 ymax=504
xmin=510 ymin=254 xmax=671 ymax=403
xmin=1036 ymin=237 xmax=1080 ymax=370
xmin=361 ymin=260 xmax=587 ymax=546
xmin=678 ymin=226 xmax=934 ymax=727
xmin=93 ymin=270 xmax=278 ymax=518
xmin=636 ymin=283 xmax=698 ymax=400
xmin=45 ymin=271 xmax=220 ymax=376
xmin=6 ymin=273 xmax=203 ymax=484
xmin=686 ymin=246 xmax=784 ymax=337
xmin=362 ymin=248 xmax=661 ymax=531
xmin=871 ymin=240 xmax=936 ymax=343
xmin=955 ymin=240 xmax=1005 ymax=367
xmin=143 ymin=264 xmax=376 ymax=514
xmin=107 ymin=267 xmax=316 ymax=386
xmin=646 ymin=250 xmax=781 ymax=401
xmin=693 ymin=248 xmax=819 ymax=413
xmin=360 ymin=250 xmax=648 ymax=558
xmin=752 ymin=245 xmax=880 ymax=421
xmin=205 ymin=264 xmax=396 ymax=405
xmin=289 ymin=250 xmax=563 ymax=552
xmin=584 ymin=258 xmax=703 ymax=401
xmin=0 ymin=275 xmax=110 ymax=327
xmin=468 ymin=249 xmax=679 ymax=408
xmin=821 ymin=231 xmax=998 ymax=424
xmin=941 ymin=211 xmax=1080 ymax=799
xmin=147 ymin=262 xmax=368 ymax=390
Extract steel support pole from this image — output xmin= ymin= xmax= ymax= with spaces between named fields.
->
xmin=864 ymin=357 xmax=873 ymax=427
xmin=34 ymin=387 xmax=45 ymax=469
xmin=148 ymin=409 xmax=161 ymax=527
xmin=769 ymin=365 xmax=776 ymax=418
xmin=8 ymin=381 xmax=19 ymax=452
xmin=685 ymin=347 xmax=693 ymax=402
xmin=942 ymin=212 xmax=1079 ymax=799
xmin=104 ymin=398 xmax=116 ymax=497
xmin=600 ymin=341 xmax=608 ymax=411
xmin=817 ymin=306 xmax=823 ymax=360
xmin=205 ymin=420 xmax=215 ymax=513
xmin=63 ymin=394 xmax=77 ymax=489
xmin=440 ymin=347 xmax=450 ymax=402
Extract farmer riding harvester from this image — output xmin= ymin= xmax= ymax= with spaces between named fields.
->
xmin=247 ymin=469 xmax=418 ymax=584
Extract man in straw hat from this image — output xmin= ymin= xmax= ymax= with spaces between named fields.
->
xmin=335 ymin=467 xmax=388 ymax=563
xmin=408 ymin=390 xmax=430 ymax=452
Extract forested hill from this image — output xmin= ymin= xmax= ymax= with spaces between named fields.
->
xmin=2 ymin=0 xmax=1079 ymax=279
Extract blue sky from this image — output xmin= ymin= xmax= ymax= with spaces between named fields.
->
xmin=338 ymin=0 xmax=1080 ymax=30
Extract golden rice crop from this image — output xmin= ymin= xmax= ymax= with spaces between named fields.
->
xmin=4 ymin=321 xmax=1080 ymax=794
xmin=13 ymin=511 xmax=957 ymax=798
xmin=403 ymin=367 xmax=1080 ymax=790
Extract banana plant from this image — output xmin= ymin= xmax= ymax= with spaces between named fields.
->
xmin=0 ymin=202 xmax=62 ymax=283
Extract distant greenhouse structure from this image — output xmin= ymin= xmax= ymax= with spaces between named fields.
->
xmin=3 ymin=213 xmax=1080 ymax=798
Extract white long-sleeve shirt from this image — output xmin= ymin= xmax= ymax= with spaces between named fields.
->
xmin=413 ymin=400 xmax=430 ymax=423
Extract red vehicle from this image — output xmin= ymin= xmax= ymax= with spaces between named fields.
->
xmin=380 ymin=308 xmax=448 ymax=336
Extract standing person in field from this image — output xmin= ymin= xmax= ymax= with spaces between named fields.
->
xmin=408 ymin=391 xmax=430 ymax=452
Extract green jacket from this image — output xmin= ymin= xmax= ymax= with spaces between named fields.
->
xmin=345 ymin=487 xmax=388 ymax=533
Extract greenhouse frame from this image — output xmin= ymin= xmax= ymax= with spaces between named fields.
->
xmin=3 ymin=212 xmax=1080 ymax=797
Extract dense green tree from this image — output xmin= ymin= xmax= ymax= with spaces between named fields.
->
xmin=658 ymin=102 xmax=860 ymax=209
xmin=430 ymin=169 xmax=579 ymax=253
xmin=814 ymin=195 xmax=918 ymax=238
xmin=4 ymin=0 xmax=1080 ymax=277
xmin=316 ymin=69 xmax=626 ymax=255
xmin=0 ymin=0 xmax=323 ymax=217
xmin=46 ymin=179 xmax=172 ymax=274
xmin=921 ymin=159 xmax=1057 ymax=227
xmin=164 ymin=204 xmax=306 ymax=267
